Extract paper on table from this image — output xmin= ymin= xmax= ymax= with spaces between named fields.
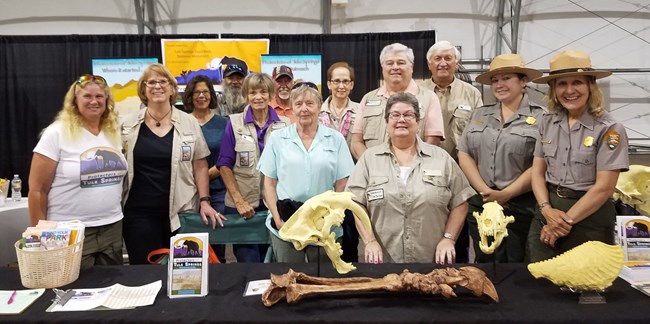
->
xmin=47 ymin=280 xmax=162 ymax=312
xmin=243 ymin=279 xmax=271 ymax=297
xmin=0 ymin=289 xmax=45 ymax=315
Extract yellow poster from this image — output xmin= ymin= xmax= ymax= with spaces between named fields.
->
xmin=161 ymin=39 xmax=269 ymax=91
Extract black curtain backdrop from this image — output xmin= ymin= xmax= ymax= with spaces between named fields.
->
xmin=0 ymin=30 xmax=435 ymax=194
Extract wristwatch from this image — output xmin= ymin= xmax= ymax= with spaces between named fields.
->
xmin=443 ymin=232 xmax=455 ymax=242
xmin=199 ymin=196 xmax=211 ymax=204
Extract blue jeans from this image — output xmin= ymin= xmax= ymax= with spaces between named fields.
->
xmin=224 ymin=205 xmax=269 ymax=263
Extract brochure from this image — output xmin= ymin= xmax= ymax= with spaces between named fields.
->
xmin=46 ymin=280 xmax=161 ymax=312
xmin=168 ymin=233 xmax=209 ymax=298
xmin=616 ymin=215 xmax=650 ymax=262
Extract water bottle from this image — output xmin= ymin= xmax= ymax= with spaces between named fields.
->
xmin=11 ymin=174 xmax=22 ymax=202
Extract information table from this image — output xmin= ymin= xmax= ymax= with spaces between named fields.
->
xmin=0 ymin=262 xmax=648 ymax=323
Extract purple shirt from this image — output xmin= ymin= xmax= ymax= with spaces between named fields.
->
xmin=216 ymin=106 xmax=282 ymax=169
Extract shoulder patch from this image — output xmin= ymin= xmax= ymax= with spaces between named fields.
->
xmin=603 ymin=130 xmax=620 ymax=149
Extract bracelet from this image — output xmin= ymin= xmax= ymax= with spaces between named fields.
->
xmin=365 ymin=239 xmax=377 ymax=245
xmin=199 ymin=196 xmax=211 ymax=204
xmin=539 ymin=201 xmax=551 ymax=210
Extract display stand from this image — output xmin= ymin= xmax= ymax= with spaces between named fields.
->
xmin=559 ymin=287 xmax=607 ymax=304
xmin=487 ymin=256 xmax=515 ymax=284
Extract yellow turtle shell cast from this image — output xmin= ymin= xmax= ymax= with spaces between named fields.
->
xmin=528 ymin=241 xmax=624 ymax=291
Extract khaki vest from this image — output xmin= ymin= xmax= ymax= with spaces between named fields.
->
xmin=361 ymin=86 xmax=433 ymax=149
xmin=225 ymin=109 xmax=289 ymax=208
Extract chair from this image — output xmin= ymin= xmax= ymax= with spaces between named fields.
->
xmin=178 ymin=211 xmax=273 ymax=263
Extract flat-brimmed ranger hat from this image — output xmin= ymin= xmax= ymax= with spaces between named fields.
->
xmin=475 ymin=53 xmax=542 ymax=85
xmin=533 ymin=50 xmax=611 ymax=84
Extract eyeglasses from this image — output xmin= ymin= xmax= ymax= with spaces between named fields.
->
xmin=388 ymin=111 xmax=417 ymax=121
xmin=145 ymin=79 xmax=170 ymax=87
xmin=76 ymin=74 xmax=107 ymax=86
xmin=329 ymin=79 xmax=352 ymax=86
xmin=193 ymin=90 xmax=211 ymax=97
xmin=292 ymin=81 xmax=318 ymax=90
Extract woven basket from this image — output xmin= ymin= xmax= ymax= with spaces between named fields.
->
xmin=14 ymin=239 xmax=83 ymax=288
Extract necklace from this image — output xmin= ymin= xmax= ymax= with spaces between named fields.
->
xmin=147 ymin=108 xmax=171 ymax=127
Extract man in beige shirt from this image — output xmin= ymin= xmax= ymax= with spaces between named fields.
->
xmin=420 ymin=41 xmax=483 ymax=263
xmin=420 ymin=41 xmax=483 ymax=161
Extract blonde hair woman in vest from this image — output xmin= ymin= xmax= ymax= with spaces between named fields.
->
xmin=217 ymin=72 xmax=289 ymax=262
xmin=122 ymin=63 xmax=224 ymax=265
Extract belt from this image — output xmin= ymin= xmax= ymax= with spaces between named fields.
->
xmin=547 ymin=183 xmax=587 ymax=199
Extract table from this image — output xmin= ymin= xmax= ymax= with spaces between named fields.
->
xmin=0 ymin=198 xmax=29 ymax=267
xmin=0 ymin=262 xmax=648 ymax=323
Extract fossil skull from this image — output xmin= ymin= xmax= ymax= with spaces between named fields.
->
xmin=279 ymin=191 xmax=373 ymax=274
xmin=472 ymin=201 xmax=514 ymax=254
xmin=615 ymin=164 xmax=650 ymax=216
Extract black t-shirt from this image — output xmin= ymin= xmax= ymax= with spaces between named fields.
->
xmin=124 ymin=124 xmax=173 ymax=216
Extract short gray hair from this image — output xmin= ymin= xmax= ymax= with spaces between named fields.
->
xmin=290 ymin=84 xmax=323 ymax=107
xmin=384 ymin=92 xmax=420 ymax=122
xmin=426 ymin=40 xmax=461 ymax=64
xmin=380 ymin=43 xmax=414 ymax=65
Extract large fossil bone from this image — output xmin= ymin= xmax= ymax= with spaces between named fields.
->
xmin=528 ymin=241 xmax=624 ymax=291
xmin=262 ymin=266 xmax=499 ymax=307
xmin=278 ymin=191 xmax=373 ymax=274
xmin=472 ymin=201 xmax=515 ymax=254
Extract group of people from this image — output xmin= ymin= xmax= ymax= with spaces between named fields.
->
xmin=27 ymin=39 xmax=628 ymax=269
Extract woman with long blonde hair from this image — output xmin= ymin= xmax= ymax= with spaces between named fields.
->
xmin=29 ymin=75 xmax=126 ymax=268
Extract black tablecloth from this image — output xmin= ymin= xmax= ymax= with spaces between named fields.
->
xmin=0 ymin=262 xmax=647 ymax=323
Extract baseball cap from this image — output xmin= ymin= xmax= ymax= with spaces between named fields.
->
xmin=224 ymin=64 xmax=247 ymax=77
xmin=272 ymin=65 xmax=294 ymax=80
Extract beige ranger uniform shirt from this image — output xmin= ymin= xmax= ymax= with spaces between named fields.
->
xmin=121 ymin=108 xmax=210 ymax=232
xmin=457 ymin=94 xmax=545 ymax=189
xmin=346 ymin=138 xmax=476 ymax=263
xmin=420 ymin=77 xmax=483 ymax=160
xmin=318 ymin=97 xmax=359 ymax=148
xmin=534 ymin=109 xmax=629 ymax=191
xmin=350 ymin=79 xmax=445 ymax=149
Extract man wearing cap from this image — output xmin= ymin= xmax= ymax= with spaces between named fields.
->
xmin=217 ymin=64 xmax=248 ymax=117
xmin=529 ymin=50 xmax=629 ymax=262
xmin=350 ymin=43 xmax=445 ymax=160
xmin=421 ymin=40 xmax=483 ymax=161
xmin=271 ymin=65 xmax=295 ymax=123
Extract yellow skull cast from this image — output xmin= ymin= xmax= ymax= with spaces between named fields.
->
xmin=472 ymin=201 xmax=515 ymax=254
xmin=279 ymin=191 xmax=373 ymax=274
xmin=615 ymin=165 xmax=650 ymax=216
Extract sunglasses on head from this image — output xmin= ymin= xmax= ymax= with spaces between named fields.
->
xmin=291 ymin=81 xmax=318 ymax=90
xmin=76 ymin=74 xmax=107 ymax=86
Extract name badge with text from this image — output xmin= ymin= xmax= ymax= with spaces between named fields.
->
xmin=367 ymin=189 xmax=384 ymax=202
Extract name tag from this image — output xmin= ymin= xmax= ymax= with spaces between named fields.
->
xmin=181 ymin=135 xmax=194 ymax=143
xmin=240 ymin=134 xmax=255 ymax=143
xmin=366 ymin=100 xmax=381 ymax=106
xmin=423 ymin=169 xmax=442 ymax=176
xmin=271 ymin=122 xmax=287 ymax=129
xmin=239 ymin=151 xmax=251 ymax=167
xmin=458 ymin=104 xmax=472 ymax=111
xmin=367 ymin=189 xmax=384 ymax=202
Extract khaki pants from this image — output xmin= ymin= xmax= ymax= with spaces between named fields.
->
xmin=81 ymin=220 xmax=124 ymax=269
xmin=270 ymin=232 xmax=329 ymax=263
xmin=528 ymin=191 xmax=615 ymax=263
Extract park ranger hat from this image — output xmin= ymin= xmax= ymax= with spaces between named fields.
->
xmin=533 ymin=50 xmax=611 ymax=84
xmin=475 ymin=53 xmax=542 ymax=85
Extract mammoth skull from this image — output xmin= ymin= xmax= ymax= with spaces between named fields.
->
xmin=279 ymin=191 xmax=373 ymax=274
xmin=472 ymin=201 xmax=514 ymax=254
